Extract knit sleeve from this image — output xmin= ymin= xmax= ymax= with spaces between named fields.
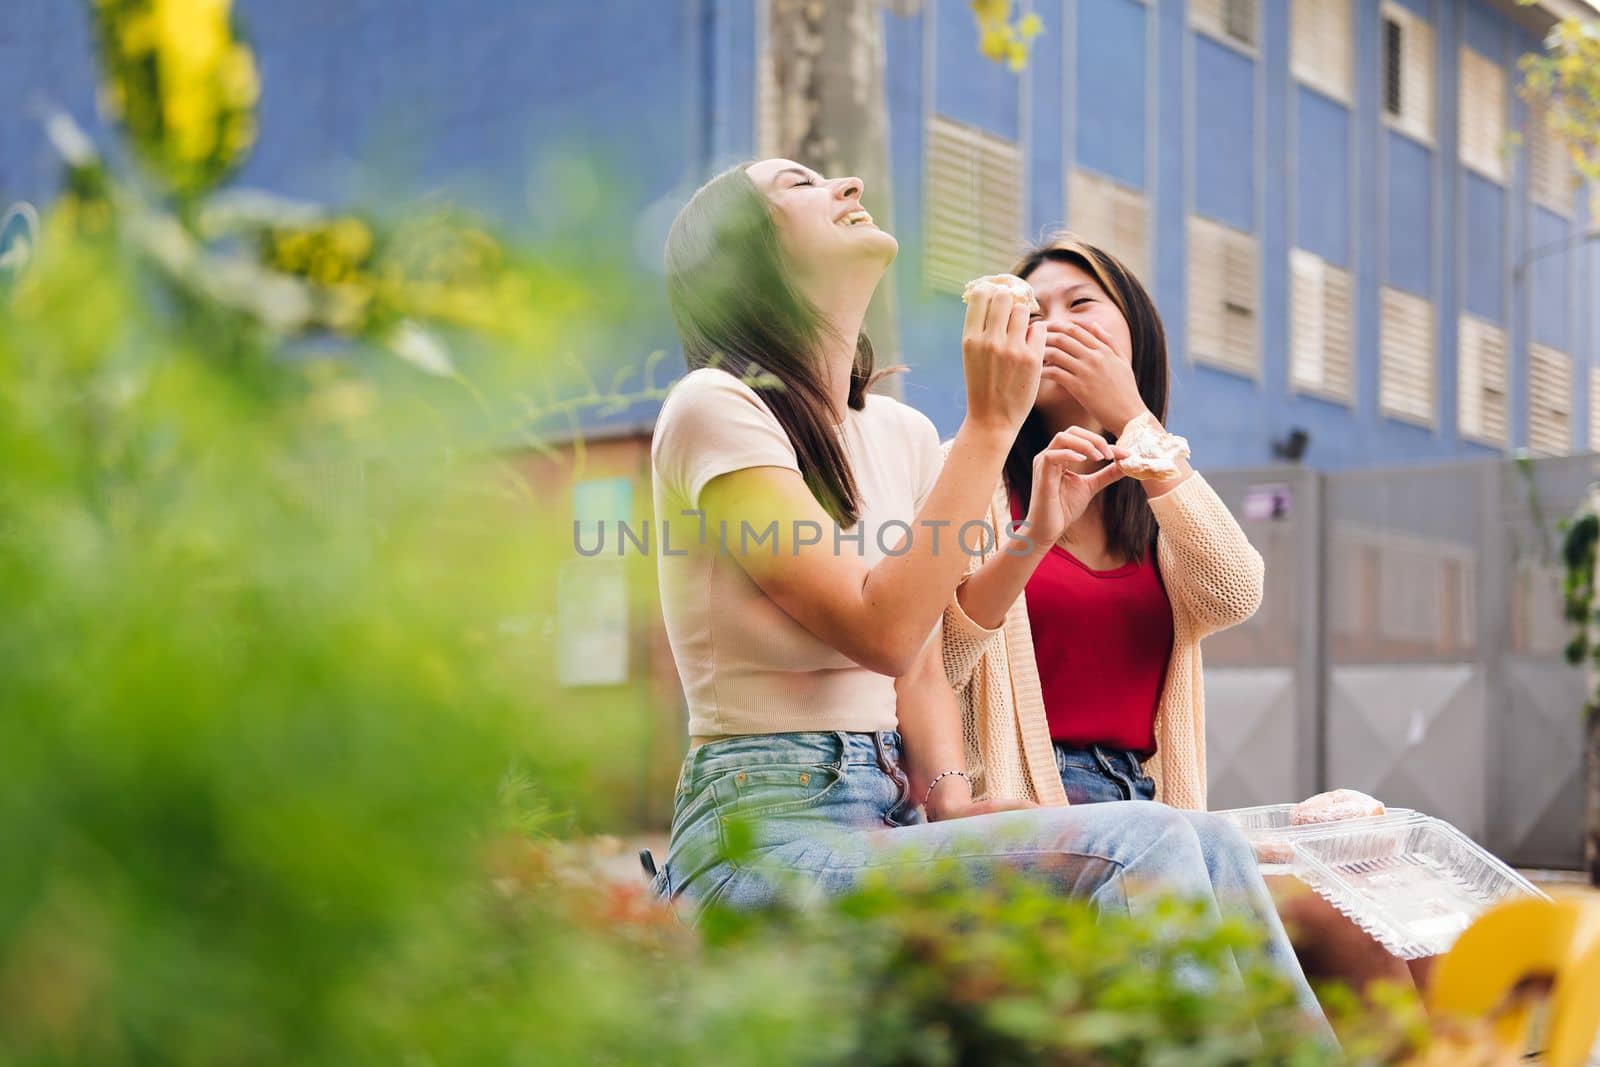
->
xmin=1149 ymin=473 xmax=1263 ymax=639
xmin=942 ymin=569 xmax=1005 ymax=689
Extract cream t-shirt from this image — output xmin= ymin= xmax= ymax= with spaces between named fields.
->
xmin=651 ymin=367 xmax=944 ymax=737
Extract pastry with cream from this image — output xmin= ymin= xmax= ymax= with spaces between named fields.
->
xmin=1290 ymin=788 xmax=1386 ymax=826
xmin=1116 ymin=412 xmax=1191 ymax=482
xmin=961 ymin=273 xmax=1041 ymax=315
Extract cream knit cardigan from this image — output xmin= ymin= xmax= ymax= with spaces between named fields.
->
xmin=940 ymin=454 xmax=1264 ymax=811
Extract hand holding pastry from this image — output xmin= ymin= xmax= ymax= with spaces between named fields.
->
xmin=960 ymin=274 xmax=1047 ymax=436
xmin=1116 ymin=412 xmax=1191 ymax=483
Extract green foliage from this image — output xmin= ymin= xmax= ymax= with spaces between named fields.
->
xmin=693 ymin=868 xmax=1423 ymax=1067
xmin=1561 ymin=505 xmax=1600 ymax=722
xmin=1518 ymin=9 xmax=1600 ymax=216
xmin=0 ymin=206 xmax=626 ymax=1063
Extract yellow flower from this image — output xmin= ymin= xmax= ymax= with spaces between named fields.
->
xmin=218 ymin=46 xmax=260 ymax=108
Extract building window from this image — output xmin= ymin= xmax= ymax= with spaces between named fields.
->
xmin=1589 ymin=366 xmax=1600 ymax=453
xmin=1458 ymin=47 xmax=1507 ymax=184
xmin=1291 ymin=0 xmax=1351 ymax=104
xmin=1379 ymin=285 xmax=1435 ymax=426
xmin=1381 ymin=4 xmax=1434 ymax=144
xmin=1529 ymin=103 xmax=1574 ymax=216
xmin=1457 ymin=314 xmax=1508 ymax=446
xmin=1067 ymin=168 xmax=1150 ymax=283
xmin=1528 ymin=343 xmax=1572 ymax=456
xmin=1187 ymin=216 xmax=1258 ymax=378
xmin=1289 ymin=249 xmax=1353 ymax=403
xmin=1192 ymin=0 xmax=1257 ymax=51
xmin=923 ymin=115 xmax=1025 ymax=295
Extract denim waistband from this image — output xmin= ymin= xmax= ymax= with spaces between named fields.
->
xmin=681 ymin=730 xmax=903 ymax=793
xmin=1052 ymin=741 xmax=1147 ymax=778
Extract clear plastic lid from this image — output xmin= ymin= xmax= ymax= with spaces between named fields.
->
xmin=1212 ymin=803 xmax=1418 ymax=871
xmin=1287 ymin=815 xmax=1549 ymax=960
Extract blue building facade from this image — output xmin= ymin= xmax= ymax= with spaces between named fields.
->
xmin=4 ymin=0 xmax=1597 ymax=469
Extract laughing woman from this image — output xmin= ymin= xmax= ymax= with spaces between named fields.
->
xmin=648 ymin=160 xmax=1326 ymax=1027
xmin=931 ymin=233 xmax=1411 ymax=999
xmin=938 ymin=233 xmax=1253 ymax=811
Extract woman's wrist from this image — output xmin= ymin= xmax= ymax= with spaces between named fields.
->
xmin=1113 ymin=406 xmax=1155 ymax=439
xmin=955 ymin=417 xmax=1018 ymax=457
xmin=923 ymin=769 xmax=974 ymax=819
xmin=1012 ymin=513 xmax=1061 ymax=559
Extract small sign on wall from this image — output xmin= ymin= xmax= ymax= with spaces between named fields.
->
xmin=1243 ymin=483 xmax=1293 ymax=522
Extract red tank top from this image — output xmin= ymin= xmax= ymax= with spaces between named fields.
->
xmin=1011 ymin=493 xmax=1174 ymax=755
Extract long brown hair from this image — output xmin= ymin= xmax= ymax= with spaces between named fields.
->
xmin=663 ymin=163 xmax=896 ymax=526
xmin=1007 ymin=234 xmax=1170 ymax=564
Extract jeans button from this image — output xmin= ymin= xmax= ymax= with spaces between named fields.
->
xmin=799 ymin=772 xmax=810 ymax=785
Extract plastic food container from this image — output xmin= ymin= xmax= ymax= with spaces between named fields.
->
xmin=1212 ymin=803 xmax=1417 ymax=873
xmin=1288 ymin=816 xmax=1548 ymax=959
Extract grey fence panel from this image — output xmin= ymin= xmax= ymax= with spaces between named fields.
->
xmin=1199 ymin=467 xmax=1320 ymax=810
xmin=1322 ymin=461 xmax=1493 ymax=841
xmin=1489 ymin=455 xmax=1594 ymax=867
xmin=1202 ymin=457 xmax=1588 ymax=869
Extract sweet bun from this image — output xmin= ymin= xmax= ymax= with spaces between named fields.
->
xmin=1289 ymin=788 xmax=1386 ymax=826
xmin=961 ymin=273 xmax=1041 ymax=315
xmin=1116 ymin=413 xmax=1190 ymax=482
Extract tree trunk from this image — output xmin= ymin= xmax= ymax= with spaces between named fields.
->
xmin=767 ymin=0 xmax=903 ymax=394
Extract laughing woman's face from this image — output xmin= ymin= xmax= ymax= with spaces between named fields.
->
xmin=1025 ymin=258 xmax=1134 ymax=415
xmin=745 ymin=158 xmax=898 ymax=279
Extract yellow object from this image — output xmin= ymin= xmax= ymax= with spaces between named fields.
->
xmin=1426 ymin=890 xmax=1600 ymax=1067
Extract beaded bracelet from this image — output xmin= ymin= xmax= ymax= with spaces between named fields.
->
xmin=923 ymin=769 xmax=972 ymax=807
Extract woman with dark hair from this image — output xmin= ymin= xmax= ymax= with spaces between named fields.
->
xmin=935 ymin=233 xmax=1250 ymax=812
xmin=649 ymin=161 xmax=1328 ymax=1029
xmin=923 ymin=234 xmax=1411 ymax=1001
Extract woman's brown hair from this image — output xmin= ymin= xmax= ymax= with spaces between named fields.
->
xmin=1007 ymin=233 xmax=1171 ymax=564
xmin=663 ymin=163 xmax=897 ymax=526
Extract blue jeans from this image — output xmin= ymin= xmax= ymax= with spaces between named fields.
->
xmin=1054 ymin=742 xmax=1157 ymax=804
xmin=656 ymin=730 xmax=1328 ymax=1030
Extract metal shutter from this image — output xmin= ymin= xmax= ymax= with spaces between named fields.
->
xmin=1192 ymin=0 xmax=1256 ymax=49
xmin=1291 ymin=0 xmax=1351 ymax=104
xmin=1382 ymin=5 xmax=1434 ymax=143
xmin=1289 ymin=248 xmax=1353 ymax=402
xmin=1067 ymin=168 xmax=1150 ymax=283
xmin=1456 ymin=314 xmax=1508 ymax=446
xmin=1528 ymin=104 xmax=1573 ymax=216
xmin=1589 ymin=365 xmax=1600 ymax=453
xmin=1459 ymin=47 xmax=1507 ymax=183
xmin=1188 ymin=216 xmax=1258 ymax=377
xmin=923 ymin=115 xmax=1025 ymax=295
xmin=1379 ymin=285 xmax=1435 ymax=425
xmin=1528 ymin=342 xmax=1571 ymax=456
